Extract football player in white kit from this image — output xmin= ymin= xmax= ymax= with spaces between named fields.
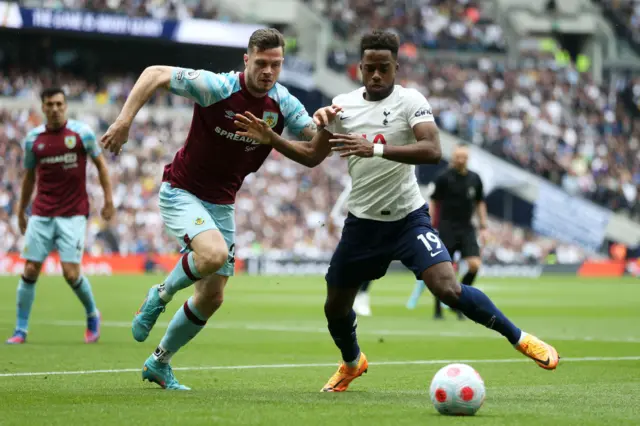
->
xmin=234 ymin=30 xmax=559 ymax=393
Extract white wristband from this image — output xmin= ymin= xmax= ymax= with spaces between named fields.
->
xmin=373 ymin=144 xmax=384 ymax=157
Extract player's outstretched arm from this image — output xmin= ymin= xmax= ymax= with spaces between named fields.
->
xmin=17 ymin=169 xmax=35 ymax=234
xmin=329 ymin=121 xmax=442 ymax=165
xmin=269 ymin=127 xmax=333 ymax=168
xmin=330 ymin=88 xmax=442 ymax=164
xmin=101 ymin=66 xmax=173 ymax=154
xmin=235 ymin=106 xmax=339 ymax=167
xmin=384 ymin=121 xmax=442 ymax=164
xmin=117 ymin=66 xmax=172 ymax=123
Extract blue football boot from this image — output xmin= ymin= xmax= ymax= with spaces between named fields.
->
xmin=132 ymin=285 xmax=166 ymax=342
xmin=142 ymin=356 xmax=190 ymax=390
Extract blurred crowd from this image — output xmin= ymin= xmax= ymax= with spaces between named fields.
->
xmin=0 ymin=106 xmax=348 ymax=260
xmin=330 ymin=45 xmax=640 ymax=216
xmin=321 ymin=0 xmax=640 ymax=216
xmin=599 ymin=0 xmax=640 ymax=50
xmin=481 ymin=217 xmax=586 ymax=265
xmin=18 ymin=0 xmax=222 ymax=20
xmin=0 ymin=0 xmax=611 ymax=264
xmin=316 ymin=0 xmax=505 ymax=52
xmin=0 ymin=100 xmax=587 ymax=264
xmin=0 ymin=68 xmax=193 ymax=107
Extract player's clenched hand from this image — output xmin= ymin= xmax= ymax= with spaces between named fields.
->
xmin=313 ymin=105 xmax=342 ymax=127
xmin=101 ymin=202 xmax=115 ymax=221
xmin=234 ymin=112 xmax=273 ymax=144
xmin=101 ymin=120 xmax=131 ymax=155
xmin=18 ymin=212 xmax=28 ymax=235
xmin=329 ymin=134 xmax=374 ymax=158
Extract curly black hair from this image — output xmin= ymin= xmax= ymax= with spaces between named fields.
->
xmin=360 ymin=30 xmax=400 ymax=58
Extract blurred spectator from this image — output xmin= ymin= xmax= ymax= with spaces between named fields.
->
xmin=318 ymin=0 xmax=505 ymax=54
xmin=19 ymin=0 xmax=222 ymax=20
xmin=0 ymin=104 xmax=348 ymax=260
xmin=599 ymin=0 xmax=640 ymax=53
xmin=331 ymin=48 xmax=640 ymax=214
xmin=0 ymin=97 xmax=587 ymax=264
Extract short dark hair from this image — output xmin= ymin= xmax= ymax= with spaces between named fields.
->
xmin=248 ymin=28 xmax=285 ymax=53
xmin=360 ymin=30 xmax=400 ymax=58
xmin=40 ymin=87 xmax=66 ymax=102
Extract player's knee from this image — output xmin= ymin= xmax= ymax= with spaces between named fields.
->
xmin=63 ymin=271 xmax=80 ymax=286
xmin=23 ymin=262 xmax=41 ymax=282
xmin=324 ymin=291 xmax=354 ymax=319
xmin=209 ymin=293 xmax=224 ymax=312
xmin=422 ymin=264 xmax=460 ymax=305
xmin=324 ymin=300 xmax=351 ymax=319
xmin=196 ymin=246 xmax=228 ymax=275
xmin=467 ymin=258 xmax=482 ymax=274
xmin=194 ymin=287 xmax=224 ymax=317
xmin=437 ymin=283 xmax=461 ymax=306
xmin=200 ymin=292 xmax=224 ymax=313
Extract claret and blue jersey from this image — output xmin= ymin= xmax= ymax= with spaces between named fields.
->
xmin=22 ymin=119 xmax=101 ymax=218
xmin=163 ymin=68 xmax=313 ymax=204
xmin=20 ymin=119 xmax=100 ymax=264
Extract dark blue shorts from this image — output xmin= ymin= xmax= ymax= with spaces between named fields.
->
xmin=326 ymin=205 xmax=452 ymax=288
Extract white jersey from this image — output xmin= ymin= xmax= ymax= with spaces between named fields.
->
xmin=326 ymin=85 xmax=435 ymax=222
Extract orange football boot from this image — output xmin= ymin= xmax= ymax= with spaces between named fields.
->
xmin=321 ymin=352 xmax=369 ymax=392
xmin=516 ymin=332 xmax=559 ymax=370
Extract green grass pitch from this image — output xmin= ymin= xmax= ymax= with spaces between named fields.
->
xmin=0 ymin=273 xmax=639 ymax=425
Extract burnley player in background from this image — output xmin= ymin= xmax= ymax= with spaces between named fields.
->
xmin=7 ymin=88 xmax=115 ymax=345
xmin=101 ymin=28 xmax=333 ymax=390
xmin=236 ymin=30 xmax=560 ymax=393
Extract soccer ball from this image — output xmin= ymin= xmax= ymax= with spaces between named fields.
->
xmin=429 ymin=363 xmax=485 ymax=416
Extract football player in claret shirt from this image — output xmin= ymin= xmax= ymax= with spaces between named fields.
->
xmin=235 ymin=30 xmax=560 ymax=393
xmin=101 ymin=28 xmax=335 ymax=390
xmin=7 ymin=88 xmax=115 ymax=345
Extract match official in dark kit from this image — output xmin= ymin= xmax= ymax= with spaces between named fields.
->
xmin=406 ymin=145 xmax=488 ymax=319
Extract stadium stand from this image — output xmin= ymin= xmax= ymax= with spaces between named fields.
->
xmin=18 ymin=0 xmax=223 ymax=20
xmin=598 ymin=0 xmax=640 ymax=53
xmin=321 ymin=0 xmax=505 ymax=52
xmin=1 ymin=0 xmax=622 ymax=268
xmin=327 ymin=38 xmax=640 ymax=217
xmin=0 ymin=100 xmax=586 ymax=263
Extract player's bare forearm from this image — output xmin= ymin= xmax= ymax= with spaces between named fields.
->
xmin=116 ymin=66 xmax=173 ymax=124
xmin=18 ymin=169 xmax=36 ymax=214
xmin=382 ymin=122 xmax=442 ymax=164
xmin=381 ymin=143 xmax=441 ymax=164
xmin=269 ymin=127 xmax=331 ymax=168
xmin=430 ymin=200 xmax=440 ymax=228
xmin=477 ymin=201 xmax=488 ymax=229
xmin=93 ymin=155 xmax=114 ymax=205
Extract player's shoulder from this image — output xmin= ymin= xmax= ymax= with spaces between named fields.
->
xmin=268 ymin=82 xmax=297 ymax=105
xmin=468 ymin=169 xmax=482 ymax=181
xmin=333 ymin=87 xmax=365 ymax=106
xmin=268 ymin=82 xmax=306 ymax=115
xmin=24 ymin=125 xmax=46 ymax=145
xmin=177 ymin=68 xmax=240 ymax=83
xmin=394 ymin=85 xmax=427 ymax=102
xmin=212 ymin=70 xmax=242 ymax=92
xmin=66 ymin=119 xmax=94 ymax=137
xmin=26 ymin=124 xmax=46 ymax=138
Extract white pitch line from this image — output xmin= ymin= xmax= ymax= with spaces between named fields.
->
xmin=26 ymin=319 xmax=640 ymax=344
xmin=1 ymin=356 xmax=639 ymax=379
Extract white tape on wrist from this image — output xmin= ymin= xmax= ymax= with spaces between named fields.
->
xmin=373 ymin=144 xmax=384 ymax=157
